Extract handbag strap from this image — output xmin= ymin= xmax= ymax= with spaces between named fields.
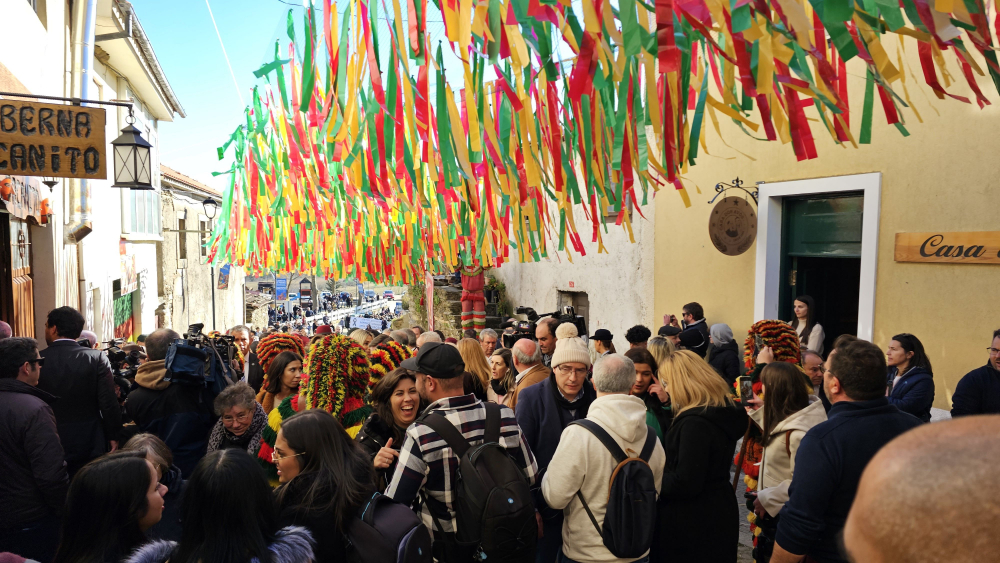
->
xmin=568 ymin=419 xmax=627 ymax=463
xmin=418 ymin=412 xmax=472 ymax=457
xmin=483 ymin=402 xmax=501 ymax=444
xmin=575 ymin=490 xmax=604 ymax=538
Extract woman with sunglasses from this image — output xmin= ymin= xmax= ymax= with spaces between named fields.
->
xmin=885 ymin=333 xmax=935 ymax=422
xmin=273 ymin=409 xmax=375 ymax=562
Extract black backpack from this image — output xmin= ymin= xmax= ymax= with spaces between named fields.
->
xmin=345 ymin=492 xmax=433 ymax=563
xmin=419 ymin=402 xmax=537 ymax=562
xmin=568 ymin=420 xmax=658 ymax=558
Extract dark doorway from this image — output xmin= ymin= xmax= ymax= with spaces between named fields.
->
xmin=778 ymin=194 xmax=864 ymax=356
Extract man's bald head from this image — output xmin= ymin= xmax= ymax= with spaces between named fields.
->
xmin=512 ymin=338 xmax=541 ymax=369
xmin=844 ymin=416 xmax=1000 ymax=563
xmin=145 ymin=329 xmax=180 ymax=361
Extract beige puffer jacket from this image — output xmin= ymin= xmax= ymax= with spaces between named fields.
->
xmin=750 ymin=398 xmax=827 ymax=515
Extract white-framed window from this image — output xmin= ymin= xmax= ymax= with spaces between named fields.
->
xmin=176 ymin=209 xmax=188 ymax=264
xmin=199 ymin=216 xmax=210 ymax=261
xmin=122 ymin=190 xmax=162 ymax=238
xmin=119 ymin=91 xmax=162 ymax=239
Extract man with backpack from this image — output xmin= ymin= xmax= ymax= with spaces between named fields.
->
xmin=541 ymin=354 xmax=666 ymax=563
xmin=387 ymin=342 xmax=539 ymax=563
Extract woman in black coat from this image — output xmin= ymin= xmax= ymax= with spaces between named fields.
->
xmin=708 ymin=324 xmax=742 ymax=387
xmin=122 ymin=433 xmax=186 ymax=542
xmin=355 ymin=368 xmax=422 ymax=491
xmin=655 ymin=351 xmax=749 ymax=563
xmin=274 ymin=410 xmax=375 ymax=562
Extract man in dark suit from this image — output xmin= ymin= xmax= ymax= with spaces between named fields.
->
xmin=245 ymin=340 xmax=265 ymax=393
xmin=37 ymin=307 xmax=121 ymax=477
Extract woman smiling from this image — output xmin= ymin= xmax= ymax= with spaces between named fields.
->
xmin=355 ymin=368 xmax=422 ymax=491
xmin=207 ymin=382 xmax=268 ymax=456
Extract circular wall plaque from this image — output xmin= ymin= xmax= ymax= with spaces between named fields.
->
xmin=709 ymin=197 xmax=757 ymax=256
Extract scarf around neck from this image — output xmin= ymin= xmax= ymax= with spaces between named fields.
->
xmin=208 ymin=401 xmax=268 ymax=455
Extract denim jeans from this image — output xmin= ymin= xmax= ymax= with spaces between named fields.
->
xmin=558 ymin=552 xmax=649 ymax=563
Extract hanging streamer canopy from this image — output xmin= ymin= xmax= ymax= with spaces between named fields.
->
xmin=210 ymin=0 xmax=1000 ymax=282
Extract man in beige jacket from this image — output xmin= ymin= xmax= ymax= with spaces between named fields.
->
xmin=541 ymin=353 xmax=666 ymax=563
xmin=508 ymin=338 xmax=550 ymax=411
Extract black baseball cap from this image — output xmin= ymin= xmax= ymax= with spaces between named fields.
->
xmin=399 ymin=341 xmax=465 ymax=379
xmin=658 ymin=325 xmax=682 ymax=337
xmin=591 ymin=329 xmax=614 ymax=340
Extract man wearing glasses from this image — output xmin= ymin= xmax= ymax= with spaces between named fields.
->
xmin=0 ymin=337 xmax=68 ymax=562
xmin=514 ymin=327 xmax=596 ymax=563
xmin=951 ymin=328 xmax=1000 ymax=417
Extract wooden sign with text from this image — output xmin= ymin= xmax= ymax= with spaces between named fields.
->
xmin=0 ymin=100 xmax=107 ymax=180
xmin=895 ymin=232 xmax=1000 ymax=264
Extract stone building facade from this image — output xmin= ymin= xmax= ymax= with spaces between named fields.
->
xmin=158 ymin=166 xmax=245 ymax=333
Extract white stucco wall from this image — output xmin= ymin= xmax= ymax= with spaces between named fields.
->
xmin=491 ymin=184 xmax=657 ymax=353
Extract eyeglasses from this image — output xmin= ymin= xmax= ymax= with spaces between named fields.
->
xmin=27 ymin=358 xmax=44 ymax=367
xmin=222 ymin=411 xmax=252 ymax=425
xmin=271 ymin=450 xmax=305 ymax=463
xmin=556 ymin=365 xmax=589 ymax=377
xmin=988 ymin=348 xmax=1000 ymax=356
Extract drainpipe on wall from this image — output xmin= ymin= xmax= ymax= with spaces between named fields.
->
xmin=66 ymin=0 xmax=97 ymax=244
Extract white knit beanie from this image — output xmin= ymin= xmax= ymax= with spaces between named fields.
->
xmin=550 ymin=323 xmax=592 ymax=368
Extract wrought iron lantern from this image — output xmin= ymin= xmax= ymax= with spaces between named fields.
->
xmin=111 ymin=109 xmax=154 ymax=190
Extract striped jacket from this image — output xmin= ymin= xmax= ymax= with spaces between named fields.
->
xmin=386 ymin=393 xmax=538 ymax=534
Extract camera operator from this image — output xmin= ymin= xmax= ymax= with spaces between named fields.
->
xmin=536 ymin=317 xmax=560 ymax=368
xmin=125 ymin=328 xmax=217 ymax=477
xmin=37 ymin=307 xmax=121 ymax=477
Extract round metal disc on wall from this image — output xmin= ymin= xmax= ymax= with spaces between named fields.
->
xmin=709 ymin=196 xmax=757 ymax=256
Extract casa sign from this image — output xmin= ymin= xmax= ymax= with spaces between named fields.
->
xmin=895 ymin=232 xmax=1000 ymax=265
xmin=0 ymin=100 xmax=107 ymax=180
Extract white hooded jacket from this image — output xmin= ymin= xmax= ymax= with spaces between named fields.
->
xmin=541 ymin=394 xmax=666 ymax=563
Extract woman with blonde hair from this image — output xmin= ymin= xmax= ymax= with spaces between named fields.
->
xmin=654 ymin=350 xmax=748 ymax=563
xmin=487 ymin=348 xmax=518 ymax=406
xmin=457 ymin=338 xmax=492 ymax=398
xmin=647 ymin=336 xmax=676 ymax=369
xmin=349 ymin=328 xmax=373 ymax=347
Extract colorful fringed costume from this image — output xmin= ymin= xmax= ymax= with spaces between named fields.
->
xmin=736 ymin=320 xmax=808 ymax=559
xmin=367 ymin=341 xmax=412 ymax=394
xmin=254 ymin=333 xmax=307 ymax=414
xmin=255 ymin=334 xmax=374 ymax=484
xmin=460 ymin=263 xmax=486 ymax=333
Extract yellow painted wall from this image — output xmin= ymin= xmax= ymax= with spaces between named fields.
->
xmin=654 ymin=40 xmax=1000 ymax=410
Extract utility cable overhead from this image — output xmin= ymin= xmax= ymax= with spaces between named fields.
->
xmin=204 ymin=0 xmax=246 ymax=107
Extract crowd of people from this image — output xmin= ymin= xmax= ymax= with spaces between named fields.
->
xmin=1 ymin=294 xmax=999 ymax=563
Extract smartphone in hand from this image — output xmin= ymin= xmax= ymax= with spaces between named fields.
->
xmin=739 ymin=376 xmax=754 ymax=404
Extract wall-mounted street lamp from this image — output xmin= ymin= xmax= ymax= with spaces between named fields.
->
xmin=111 ymin=108 xmax=154 ymax=190
xmin=202 ymin=197 xmax=218 ymax=220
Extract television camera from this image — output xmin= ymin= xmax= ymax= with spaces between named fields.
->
xmin=163 ymin=323 xmax=235 ymax=394
xmin=500 ymin=305 xmax=588 ymax=349
xmin=90 ymin=339 xmax=143 ymax=416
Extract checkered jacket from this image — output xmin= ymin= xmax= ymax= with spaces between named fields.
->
xmin=386 ymin=393 xmax=538 ymax=534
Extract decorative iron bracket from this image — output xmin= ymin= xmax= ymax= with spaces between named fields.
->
xmin=708 ymin=177 xmax=759 ymax=205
